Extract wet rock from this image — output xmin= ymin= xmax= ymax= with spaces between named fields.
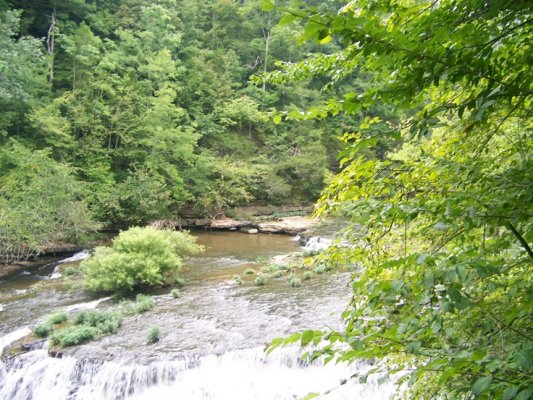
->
xmin=247 ymin=229 xmax=259 ymax=234
xmin=49 ymin=349 xmax=63 ymax=358
xmin=209 ymin=218 xmax=251 ymax=230
xmin=257 ymin=216 xmax=317 ymax=235
xmin=194 ymin=219 xmax=210 ymax=227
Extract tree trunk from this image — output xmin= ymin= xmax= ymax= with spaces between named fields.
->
xmin=46 ymin=10 xmax=56 ymax=87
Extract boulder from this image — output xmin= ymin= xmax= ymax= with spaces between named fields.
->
xmin=247 ymin=228 xmax=259 ymax=234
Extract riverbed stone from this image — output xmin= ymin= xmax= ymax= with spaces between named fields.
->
xmin=247 ymin=228 xmax=258 ymax=234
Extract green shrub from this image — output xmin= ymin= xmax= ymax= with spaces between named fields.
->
xmin=147 ymin=326 xmax=160 ymax=344
xmin=303 ymin=271 xmax=313 ymax=280
xmin=46 ymin=310 xmax=68 ymax=325
xmin=63 ymin=267 xmax=76 ymax=276
xmin=81 ymin=227 xmax=203 ymax=294
xmin=254 ymin=275 xmax=266 ymax=286
xmin=244 ymin=268 xmax=256 ymax=275
xmin=50 ymin=326 xmax=97 ymax=347
xmin=120 ymin=294 xmax=155 ymax=315
xmin=171 ymin=288 xmax=180 ymax=298
xmin=33 ymin=323 xmax=53 ymax=338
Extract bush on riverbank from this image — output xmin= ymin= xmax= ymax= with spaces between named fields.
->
xmin=81 ymin=227 xmax=203 ymax=294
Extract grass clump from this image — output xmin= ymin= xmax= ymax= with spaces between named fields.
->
xmin=50 ymin=326 xmax=97 ymax=347
xmin=73 ymin=310 xmax=123 ymax=334
xmin=303 ymin=271 xmax=313 ymax=280
xmin=244 ymin=268 xmax=256 ymax=275
xmin=272 ymin=270 xmax=284 ymax=278
xmin=288 ymin=274 xmax=302 ymax=288
xmin=33 ymin=323 xmax=53 ymax=338
xmin=254 ymin=275 xmax=266 ymax=286
xmin=147 ymin=326 xmax=160 ymax=344
xmin=303 ymin=249 xmax=321 ymax=257
xmin=313 ymin=264 xmax=329 ymax=274
xmin=63 ymin=266 xmax=77 ymax=276
xmin=233 ymin=275 xmax=243 ymax=285
xmin=46 ymin=310 xmax=68 ymax=325
xmin=49 ymin=309 xmax=122 ymax=347
xmin=171 ymin=288 xmax=181 ymax=298
xmin=121 ymin=294 xmax=155 ymax=315
xmin=81 ymin=226 xmax=203 ymax=294
xmin=174 ymin=277 xmax=186 ymax=287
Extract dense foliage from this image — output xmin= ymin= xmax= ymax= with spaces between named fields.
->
xmin=81 ymin=227 xmax=203 ymax=294
xmin=0 ymin=0 xmax=397 ymax=263
xmin=264 ymin=0 xmax=532 ymax=399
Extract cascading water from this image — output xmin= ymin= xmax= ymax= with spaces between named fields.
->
xmin=0 ymin=345 xmax=396 ymax=400
xmin=0 ymin=230 xmax=398 ymax=400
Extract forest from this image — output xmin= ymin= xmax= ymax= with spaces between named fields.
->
xmin=0 ymin=0 xmax=531 ymax=399
xmin=2 ymin=0 xmax=395 ymax=262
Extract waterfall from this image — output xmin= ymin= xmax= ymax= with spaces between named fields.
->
xmin=0 ymin=346 xmax=397 ymax=400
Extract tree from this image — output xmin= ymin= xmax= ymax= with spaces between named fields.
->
xmin=266 ymin=0 xmax=533 ymax=398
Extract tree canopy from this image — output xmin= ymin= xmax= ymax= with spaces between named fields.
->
xmin=265 ymin=0 xmax=532 ymax=398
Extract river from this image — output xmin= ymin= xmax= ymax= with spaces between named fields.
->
xmin=0 ymin=229 xmax=397 ymax=399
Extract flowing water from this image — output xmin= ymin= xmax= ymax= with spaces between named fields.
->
xmin=0 ymin=228 xmax=397 ymax=399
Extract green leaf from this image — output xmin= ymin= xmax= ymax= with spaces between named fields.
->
xmin=300 ymin=393 xmax=320 ymax=400
xmin=503 ymin=386 xmax=519 ymax=400
xmin=260 ymin=0 xmax=274 ymax=11
xmin=278 ymin=13 xmax=297 ymax=26
xmin=516 ymin=388 xmax=533 ymax=400
xmin=472 ymin=375 xmax=492 ymax=396
xmin=301 ymin=330 xmax=315 ymax=346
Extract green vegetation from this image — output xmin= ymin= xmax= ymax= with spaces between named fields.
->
xmin=63 ymin=267 xmax=76 ymax=276
xmin=303 ymin=271 xmax=312 ymax=280
xmin=265 ymin=0 xmax=533 ymax=398
xmin=81 ymin=227 xmax=203 ymax=294
xmin=173 ymin=277 xmax=186 ymax=288
xmin=147 ymin=326 xmax=160 ymax=344
xmin=171 ymin=289 xmax=181 ymax=299
xmin=0 ymin=0 xmax=380 ymax=265
xmin=254 ymin=275 xmax=266 ymax=286
xmin=233 ymin=275 xmax=243 ymax=285
xmin=33 ymin=323 xmax=53 ymax=338
xmin=287 ymin=274 xmax=302 ymax=288
xmin=45 ymin=311 xmax=68 ymax=325
xmin=243 ymin=268 xmax=256 ymax=275
xmin=120 ymin=294 xmax=156 ymax=315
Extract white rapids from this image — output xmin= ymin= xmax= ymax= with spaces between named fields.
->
xmin=0 ymin=345 xmax=396 ymax=400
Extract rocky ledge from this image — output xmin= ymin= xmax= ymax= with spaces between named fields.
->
xmin=210 ymin=215 xmax=317 ymax=235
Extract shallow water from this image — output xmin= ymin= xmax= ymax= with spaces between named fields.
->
xmin=0 ymin=228 xmax=397 ymax=399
